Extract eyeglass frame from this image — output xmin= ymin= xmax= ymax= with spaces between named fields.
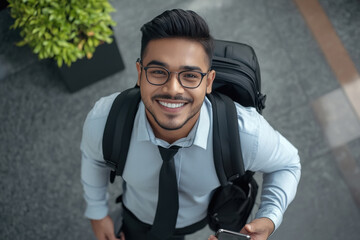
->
xmin=137 ymin=58 xmax=210 ymax=89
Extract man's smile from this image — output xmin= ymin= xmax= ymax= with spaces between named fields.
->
xmin=158 ymin=101 xmax=186 ymax=109
xmin=152 ymin=94 xmax=192 ymax=112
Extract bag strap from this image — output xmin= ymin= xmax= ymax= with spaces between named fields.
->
xmin=102 ymin=87 xmax=141 ymax=183
xmin=207 ymin=92 xmax=246 ymax=186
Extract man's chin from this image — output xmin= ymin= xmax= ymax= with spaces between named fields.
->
xmin=146 ymin=105 xmax=200 ymax=132
xmin=155 ymin=121 xmax=185 ymax=131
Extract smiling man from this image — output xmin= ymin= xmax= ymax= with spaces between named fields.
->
xmin=80 ymin=9 xmax=301 ymax=240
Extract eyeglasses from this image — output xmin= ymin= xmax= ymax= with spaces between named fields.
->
xmin=137 ymin=59 xmax=210 ymax=89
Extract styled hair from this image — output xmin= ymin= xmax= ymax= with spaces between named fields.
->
xmin=140 ymin=9 xmax=214 ymax=66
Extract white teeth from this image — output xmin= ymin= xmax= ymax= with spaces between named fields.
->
xmin=159 ymin=101 xmax=185 ymax=108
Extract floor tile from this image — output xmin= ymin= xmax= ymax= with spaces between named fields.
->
xmin=264 ymin=103 xmax=330 ymax=165
xmin=343 ymin=79 xmax=360 ymax=120
xmin=348 ymin=138 xmax=360 ymax=166
xmin=262 ymin=71 xmax=307 ymax=117
xmin=311 ymin=88 xmax=360 ymax=148
xmin=270 ymin=152 xmax=360 ymax=240
xmin=332 ymin=145 xmax=360 ymax=208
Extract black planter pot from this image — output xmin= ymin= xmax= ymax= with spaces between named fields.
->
xmin=59 ymin=37 xmax=125 ymax=92
xmin=0 ymin=1 xmax=9 ymax=11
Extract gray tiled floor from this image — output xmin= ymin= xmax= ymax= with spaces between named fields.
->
xmin=1 ymin=0 xmax=360 ymax=239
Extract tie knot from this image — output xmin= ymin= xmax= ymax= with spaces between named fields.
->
xmin=158 ymin=146 xmax=180 ymax=162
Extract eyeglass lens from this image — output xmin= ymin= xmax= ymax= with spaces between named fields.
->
xmin=145 ymin=67 xmax=203 ymax=88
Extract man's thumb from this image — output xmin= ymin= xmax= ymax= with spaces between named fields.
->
xmin=244 ymin=223 xmax=254 ymax=233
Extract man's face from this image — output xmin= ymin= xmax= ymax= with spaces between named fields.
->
xmin=136 ymin=38 xmax=215 ymax=135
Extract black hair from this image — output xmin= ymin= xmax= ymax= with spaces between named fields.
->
xmin=140 ymin=9 xmax=214 ymax=66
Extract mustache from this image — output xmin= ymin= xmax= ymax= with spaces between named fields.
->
xmin=152 ymin=94 xmax=193 ymax=103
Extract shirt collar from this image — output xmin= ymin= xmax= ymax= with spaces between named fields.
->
xmin=136 ymin=97 xmax=211 ymax=149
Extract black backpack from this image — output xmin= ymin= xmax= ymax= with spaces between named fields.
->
xmin=102 ymin=39 xmax=266 ymax=232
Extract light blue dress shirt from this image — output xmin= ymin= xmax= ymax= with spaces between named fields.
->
xmin=80 ymin=93 xmax=301 ymax=231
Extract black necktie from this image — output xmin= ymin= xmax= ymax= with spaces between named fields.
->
xmin=148 ymin=146 xmax=180 ymax=240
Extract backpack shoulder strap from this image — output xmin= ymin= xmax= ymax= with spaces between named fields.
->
xmin=207 ymin=92 xmax=246 ymax=186
xmin=102 ymin=87 xmax=141 ymax=183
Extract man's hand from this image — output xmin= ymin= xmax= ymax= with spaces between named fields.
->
xmin=239 ymin=218 xmax=274 ymax=240
xmin=90 ymin=215 xmax=121 ymax=240
xmin=208 ymin=218 xmax=274 ymax=240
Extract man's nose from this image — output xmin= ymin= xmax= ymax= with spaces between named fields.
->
xmin=162 ymin=73 xmax=184 ymax=94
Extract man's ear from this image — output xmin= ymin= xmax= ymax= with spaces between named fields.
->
xmin=136 ymin=61 xmax=142 ymax=86
xmin=206 ymin=70 xmax=216 ymax=94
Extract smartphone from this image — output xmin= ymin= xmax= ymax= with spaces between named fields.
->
xmin=215 ymin=229 xmax=251 ymax=240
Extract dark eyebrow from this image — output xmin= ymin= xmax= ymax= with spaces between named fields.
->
xmin=145 ymin=60 xmax=203 ymax=72
xmin=180 ymin=65 xmax=203 ymax=71
xmin=146 ymin=60 xmax=168 ymax=68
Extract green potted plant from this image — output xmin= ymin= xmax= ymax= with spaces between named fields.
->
xmin=8 ymin=0 xmax=125 ymax=92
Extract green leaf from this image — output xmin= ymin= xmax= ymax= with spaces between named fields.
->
xmin=57 ymin=57 xmax=63 ymax=67
xmin=46 ymin=45 xmax=51 ymax=55
xmin=50 ymin=2 xmax=60 ymax=9
xmin=87 ymin=38 xmax=93 ymax=47
xmin=57 ymin=40 xmax=68 ymax=47
xmin=105 ymin=37 xmax=112 ymax=44
xmin=53 ymin=45 xmax=60 ymax=54
xmin=29 ymin=20 xmax=37 ymax=25
xmin=32 ymin=28 xmax=40 ymax=34
xmin=51 ymin=28 xmax=59 ymax=35
xmin=16 ymin=40 xmax=27 ymax=47
xmin=75 ymin=51 xmax=83 ymax=58
xmin=44 ymin=32 xmax=51 ymax=39
xmin=34 ymin=44 xmax=42 ymax=53
xmin=93 ymin=38 xmax=99 ymax=47
xmin=63 ymin=50 xmax=69 ymax=63
xmin=69 ymin=54 xmax=77 ymax=62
